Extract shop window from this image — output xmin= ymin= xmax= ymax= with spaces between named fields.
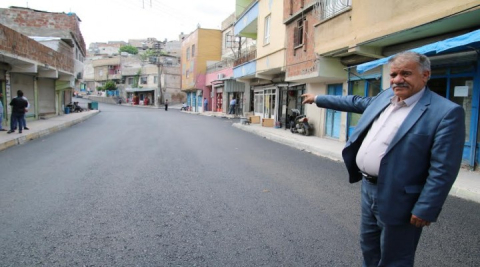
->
xmin=348 ymin=79 xmax=381 ymax=137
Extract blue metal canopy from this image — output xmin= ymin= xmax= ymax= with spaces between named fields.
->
xmin=356 ymin=29 xmax=480 ymax=74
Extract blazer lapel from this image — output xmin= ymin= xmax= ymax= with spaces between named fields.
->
xmin=385 ymin=88 xmax=432 ymax=155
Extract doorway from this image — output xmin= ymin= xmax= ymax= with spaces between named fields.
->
xmin=325 ymin=84 xmax=343 ymax=138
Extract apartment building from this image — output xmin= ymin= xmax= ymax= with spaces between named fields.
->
xmin=233 ymin=0 xmax=287 ymax=122
xmin=203 ymin=14 xmax=253 ymax=114
xmin=0 ymin=7 xmax=85 ymax=121
xmin=181 ymin=28 xmax=222 ymax=112
xmin=310 ymin=0 xmax=480 ymax=167
xmin=284 ymin=0 xmax=344 ymax=136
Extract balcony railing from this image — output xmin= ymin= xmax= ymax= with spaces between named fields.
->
xmin=315 ymin=0 xmax=352 ymax=21
xmin=206 ymin=59 xmax=235 ymax=73
xmin=234 ymin=50 xmax=257 ymax=67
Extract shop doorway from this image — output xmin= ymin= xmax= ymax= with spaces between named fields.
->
xmin=325 ymin=84 xmax=343 ymax=138
xmin=348 ymin=79 xmax=381 ymax=138
xmin=429 ymin=64 xmax=476 ymax=162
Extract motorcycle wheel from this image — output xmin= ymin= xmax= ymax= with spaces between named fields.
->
xmin=303 ymin=126 xmax=310 ymax=136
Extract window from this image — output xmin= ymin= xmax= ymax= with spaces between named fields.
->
xmin=224 ymin=31 xmax=232 ymax=48
xmin=154 ymin=76 xmax=158 ymax=84
xmin=264 ymin=15 xmax=271 ymax=45
xmin=186 ymin=47 xmax=190 ymax=60
xmin=294 ymin=19 xmax=304 ymax=47
xmin=192 ymin=45 xmax=195 ymax=57
xmin=186 ymin=70 xmax=190 ymax=78
xmin=293 ymin=18 xmax=308 ymax=53
xmin=127 ymin=77 xmax=134 ymax=85
xmin=140 ymin=76 xmax=148 ymax=84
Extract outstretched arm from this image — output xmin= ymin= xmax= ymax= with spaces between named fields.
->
xmin=301 ymin=93 xmax=375 ymax=114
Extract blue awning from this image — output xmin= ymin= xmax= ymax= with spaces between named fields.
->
xmin=356 ymin=29 xmax=480 ymax=74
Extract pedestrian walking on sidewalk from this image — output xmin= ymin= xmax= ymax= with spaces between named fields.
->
xmin=302 ymin=51 xmax=465 ymax=267
xmin=8 ymin=90 xmax=28 ymax=134
xmin=165 ymin=99 xmax=168 ymax=111
xmin=204 ymin=97 xmax=208 ymax=112
xmin=0 ymin=91 xmax=6 ymax=131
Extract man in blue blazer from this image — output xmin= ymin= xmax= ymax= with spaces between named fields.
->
xmin=302 ymin=51 xmax=465 ymax=266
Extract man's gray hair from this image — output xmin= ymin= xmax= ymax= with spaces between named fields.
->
xmin=388 ymin=51 xmax=431 ymax=72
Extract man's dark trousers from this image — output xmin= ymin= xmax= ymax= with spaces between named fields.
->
xmin=360 ymin=179 xmax=423 ymax=267
xmin=10 ymin=113 xmax=23 ymax=132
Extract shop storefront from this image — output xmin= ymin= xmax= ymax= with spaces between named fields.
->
xmin=282 ymin=84 xmax=305 ymax=129
xmin=224 ymin=80 xmax=246 ymax=116
xmin=354 ymin=29 xmax=480 ymax=167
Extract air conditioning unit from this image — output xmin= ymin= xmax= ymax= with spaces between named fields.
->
xmin=217 ymin=73 xmax=225 ymax=79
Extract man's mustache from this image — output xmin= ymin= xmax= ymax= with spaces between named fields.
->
xmin=393 ymin=83 xmax=409 ymax=88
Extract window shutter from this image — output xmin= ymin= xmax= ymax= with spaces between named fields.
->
xmin=301 ymin=0 xmax=304 ymax=8
xmin=294 ymin=26 xmax=298 ymax=47
xmin=290 ymin=0 xmax=293 ymax=15
xmin=303 ymin=20 xmax=308 ymax=51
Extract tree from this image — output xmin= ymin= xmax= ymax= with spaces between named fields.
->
xmin=139 ymin=49 xmax=157 ymax=63
xmin=119 ymin=45 xmax=138 ymax=55
xmin=104 ymin=80 xmax=117 ymax=91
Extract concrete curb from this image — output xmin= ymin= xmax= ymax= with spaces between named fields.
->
xmin=233 ymin=123 xmax=343 ymax=162
xmin=232 ymin=122 xmax=480 ymax=204
xmin=0 ymin=111 xmax=99 ymax=152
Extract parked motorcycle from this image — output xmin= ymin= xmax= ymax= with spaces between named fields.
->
xmin=180 ymin=104 xmax=189 ymax=111
xmin=289 ymin=109 xmax=312 ymax=136
xmin=66 ymin=102 xmax=84 ymax=112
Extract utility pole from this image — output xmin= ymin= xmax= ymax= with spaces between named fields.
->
xmin=156 ymin=59 xmax=163 ymax=108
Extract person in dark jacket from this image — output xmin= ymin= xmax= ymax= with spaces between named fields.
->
xmin=8 ymin=90 xmax=28 ymax=134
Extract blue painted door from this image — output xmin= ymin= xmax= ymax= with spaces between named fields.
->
xmin=325 ymin=84 xmax=342 ymax=138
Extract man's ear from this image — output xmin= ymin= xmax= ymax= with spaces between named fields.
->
xmin=423 ymin=70 xmax=431 ymax=83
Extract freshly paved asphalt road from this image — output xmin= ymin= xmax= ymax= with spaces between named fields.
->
xmin=0 ymin=101 xmax=479 ymax=266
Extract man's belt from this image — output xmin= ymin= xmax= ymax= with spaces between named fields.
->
xmin=360 ymin=171 xmax=377 ymax=184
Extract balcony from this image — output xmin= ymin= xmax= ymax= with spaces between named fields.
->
xmin=234 ymin=50 xmax=257 ymax=67
xmin=206 ymin=59 xmax=234 ymax=73
xmin=234 ymin=0 xmax=258 ymax=39
xmin=316 ymin=0 xmax=352 ymax=21
xmin=233 ymin=60 xmax=256 ymax=79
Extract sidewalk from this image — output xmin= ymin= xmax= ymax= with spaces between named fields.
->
xmin=231 ymin=122 xmax=480 ymax=204
xmin=0 ymin=110 xmax=99 ymax=151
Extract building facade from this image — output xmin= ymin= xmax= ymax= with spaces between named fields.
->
xmin=233 ymin=0 xmax=288 ymax=122
xmin=309 ymin=0 xmax=480 ymax=168
xmin=181 ymin=28 xmax=222 ymax=112
xmin=0 ymin=7 xmax=85 ymax=124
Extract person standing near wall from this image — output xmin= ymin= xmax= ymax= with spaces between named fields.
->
xmin=204 ymin=97 xmax=208 ymax=112
xmin=8 ymin=90 xmax=28 ymax=134
xmin=21 ymin=95 xmax=29 ymax=130
xmin=165 ymin=99 xmax=168 ymax=111
xmin=228 ymin=97 xmax=236 ymax=114
xmin=0 ymin=91 xmax=5 ymax=131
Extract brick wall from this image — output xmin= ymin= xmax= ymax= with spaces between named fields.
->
xmin=0 ymin=7 xmax=86 ymax=55
xmin=284 ymin=0 xmax=319 ymax=79
xmin=0 ymin=24 xmax=74 ymax=73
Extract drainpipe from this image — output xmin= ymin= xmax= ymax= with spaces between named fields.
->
xmin=469 ymin=53 xmax=480 ymax=170
xmin=34 ymin=76 xmax=38 ymax=119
